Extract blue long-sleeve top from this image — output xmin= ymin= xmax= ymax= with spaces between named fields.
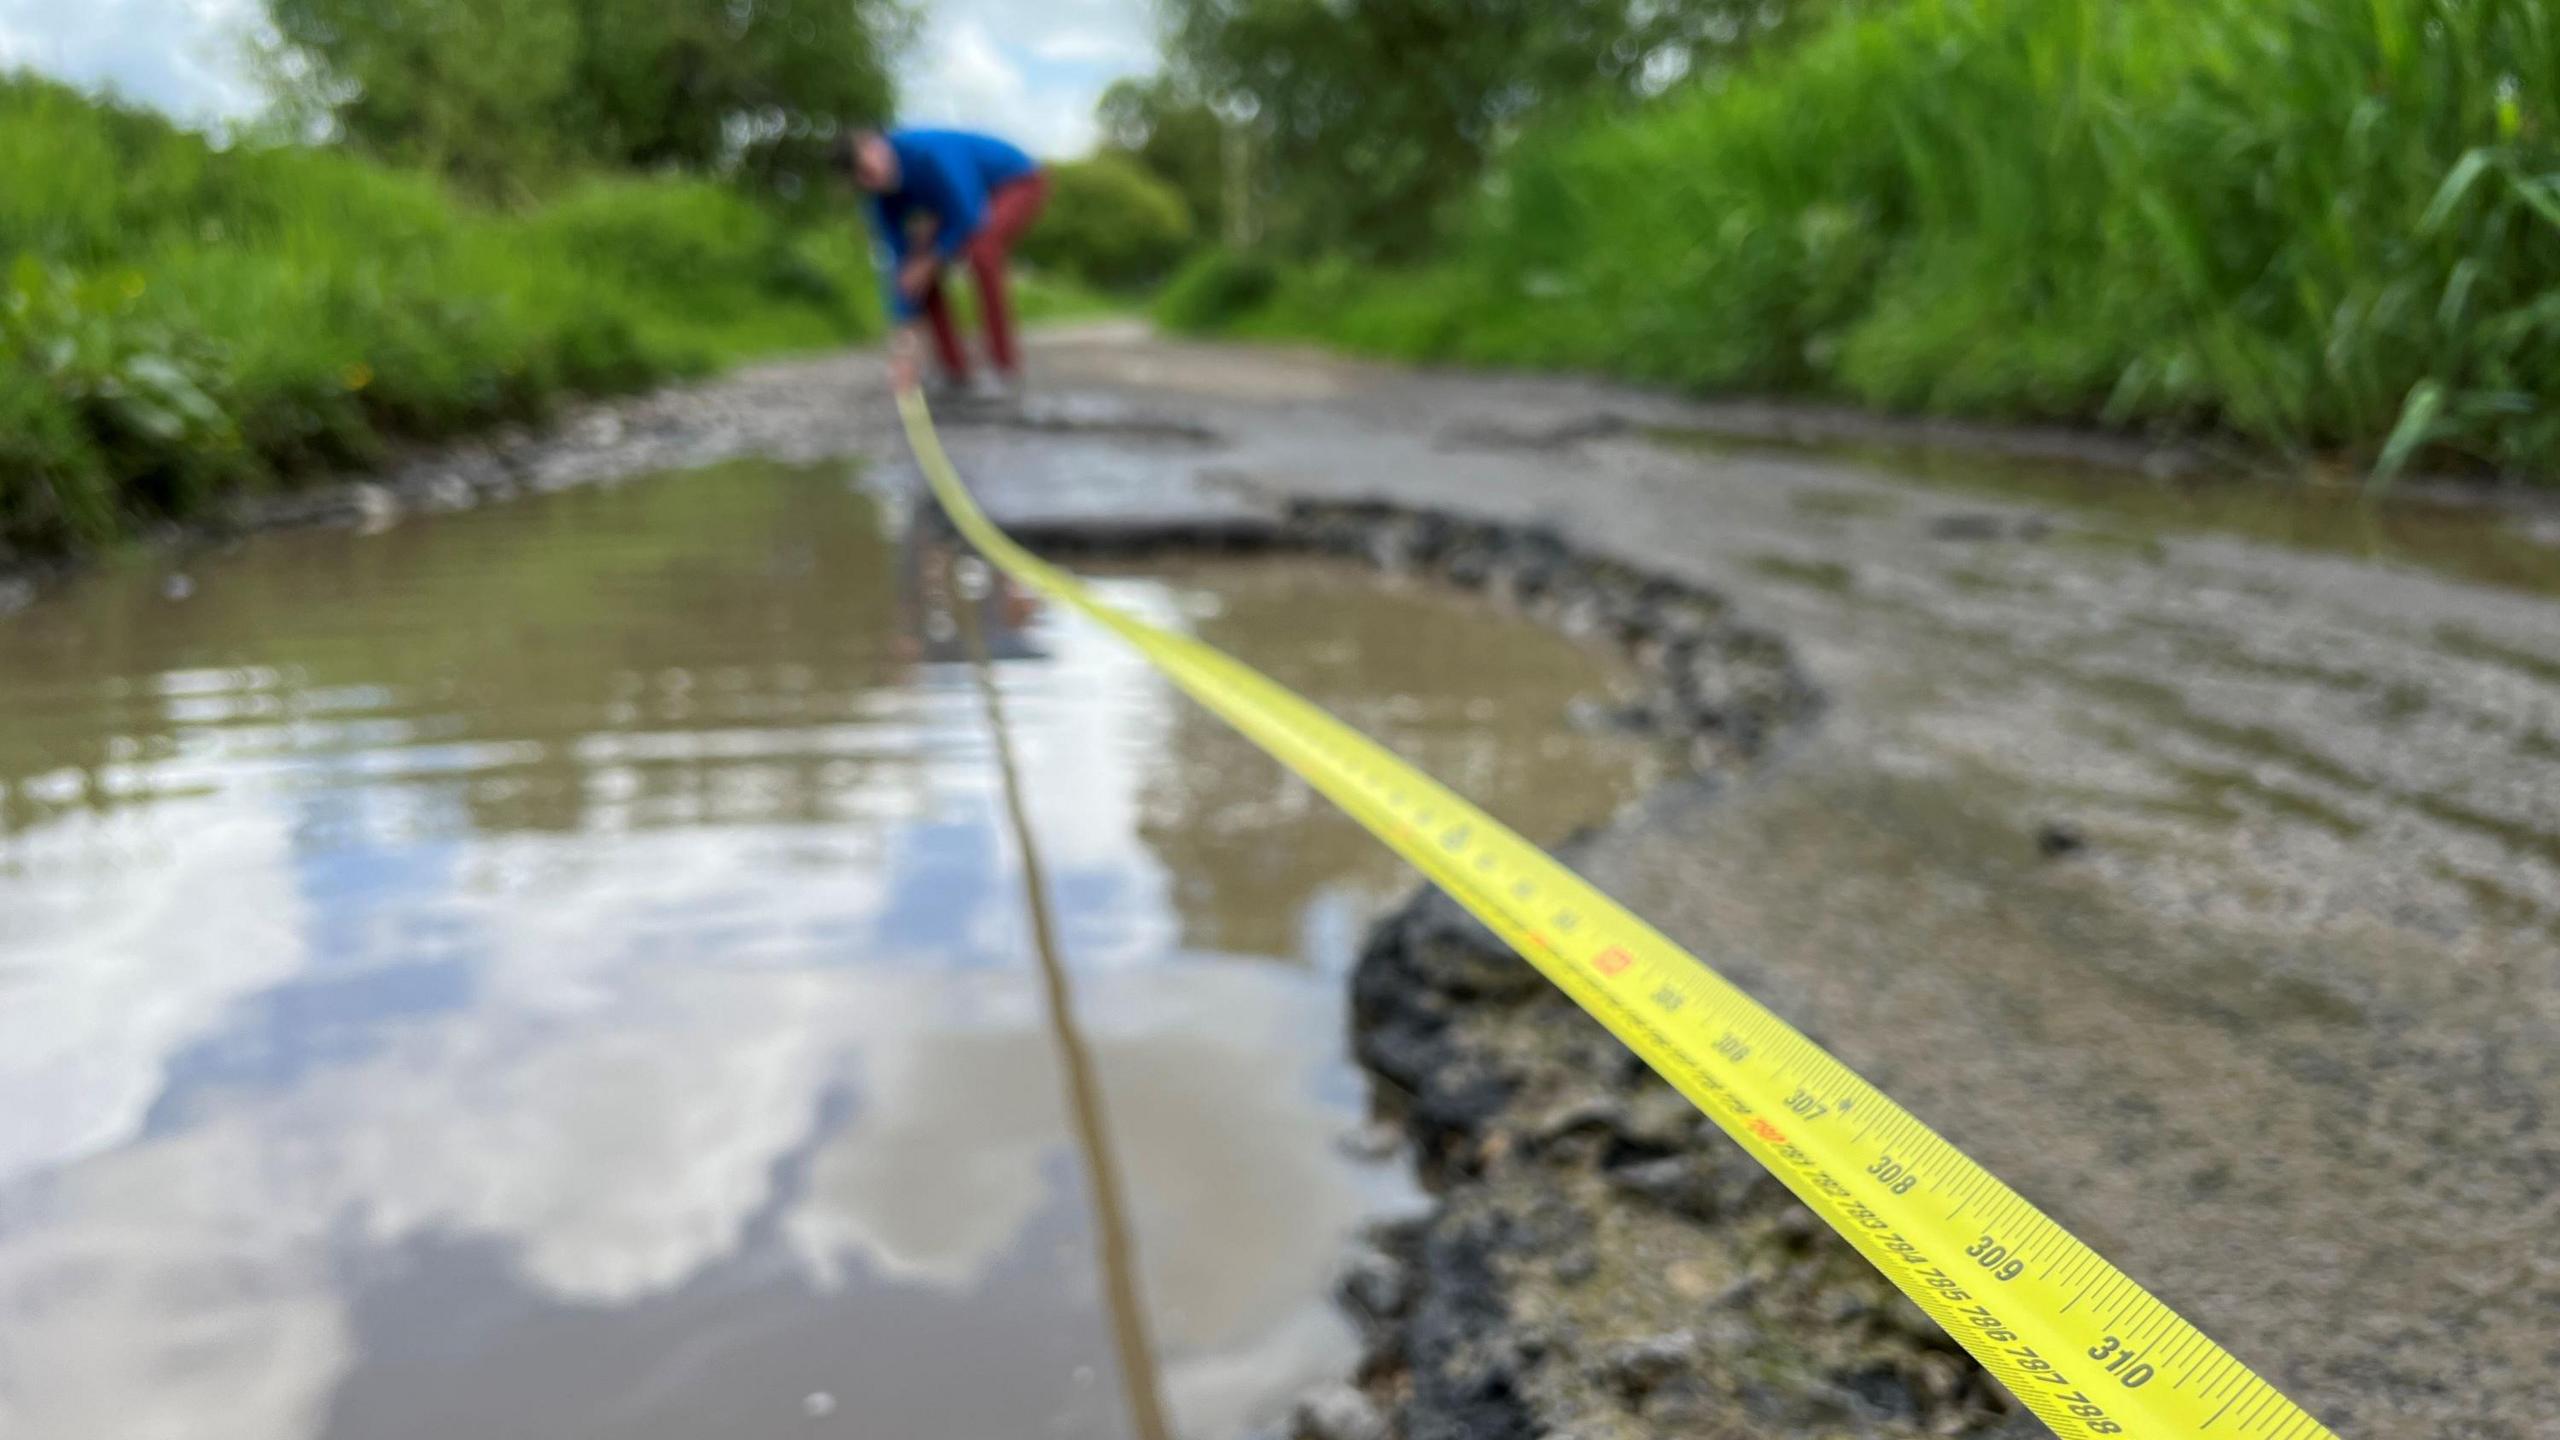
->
xmin=867 ymin=128 xmax=1040 ymax=319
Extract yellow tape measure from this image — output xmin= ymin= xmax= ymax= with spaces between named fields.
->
xmin=900 ymin=391 xmax=2335 ymax=1440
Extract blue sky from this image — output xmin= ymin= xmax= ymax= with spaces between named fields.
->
xmin=0 ymin=0 xmax=1154 ymax=155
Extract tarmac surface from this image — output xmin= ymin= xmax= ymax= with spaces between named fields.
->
xmin=987 ymin=328 xmax=2560 ymax=1439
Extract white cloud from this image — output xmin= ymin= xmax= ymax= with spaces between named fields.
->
xmin=902 ymin=17 xmax=1095 ymax=155
xmin=897 ymin=0 xmax=1161 ymax=157
xmin=785 ymin=997 xmax=1064 ymax=1291
xmin=0 ymin=0 xmax=267 ymax=122
xmin=0 ymin=793 xmax=308 ymax=1186
xmin=0 ymin=0 xmax=1166 ymax=150
xmin=0 ymin=952 xmax=1411 ymax=1440
xmin=0 ymin=1128 xmax=351 ymax=1440
xmin=329 ymin=966 xmax=856 ymax=1305
xmin=924 ymin=15 xmax=1024 ymax=107
xmin=0 ymin=960 xmax=865 ymax=1440
xmin=1033 ymin=29 xmax=1156 ymax=67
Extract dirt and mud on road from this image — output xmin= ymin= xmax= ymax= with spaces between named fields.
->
xmin=24 ymin=325 xmax=2559 ymax=1438
xmin=924 ymin=328 xmax=2560 ymax=1440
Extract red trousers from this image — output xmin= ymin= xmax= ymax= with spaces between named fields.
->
xmin=922 ymin=172 xmax=1048 ymax=381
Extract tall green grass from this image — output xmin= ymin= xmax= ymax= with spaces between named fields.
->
xmin=1164 ymin=0 xmax=2560 ymax=481
xmin=0 ymin=76 xmax=882 ymax=555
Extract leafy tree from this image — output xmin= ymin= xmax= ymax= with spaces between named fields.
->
xmin=554 ymin=0 xmax=910 ymax=171
xmin=1017 ymin=155 xmax=1197 ymax=288
xmin=262 ymin=0 xmax=912 ymax=197
xmin=1160 ymin=0 xmax=1840 ymax=258
xmin=1096 ymin=75 xmax=1229 ymax=242
xmin=260 ymin=0 xmax=584 ymax=195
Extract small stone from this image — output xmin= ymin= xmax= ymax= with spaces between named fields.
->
xmin=1602 ymin=1330 xmax=1698 ymax=1396
xmin=1837 ymin=1363 xmax=1927 ymax=1421
xmin=160 ymin=573 xmax=195 ymax=601
xmin=1292 ymin=1382 xmax=1386 ymax=1440
xmin=1816 ymin=1289 xmax=1873 ymax=1325
xmin=1696 ymin=1312 xmax=1760 ymax=1352
xmin=1708 ymin=1273 xmax=1762 ymax=1309
xmin=415 ymin=474 xmax=478 ymax=513
xmin=1617 ymin=1086 xmax=1702 ymax=1149
xmin=1367 ymin=523 xmax=1419 ymax=574
xmin=1912 ymin=1351 xmax=1968 ymax=1406
xmin=1666 ymin=1259 xmax=1718 ymax=1300
xmin=1526 ymin=1091 xmax=1626 ymax=1143
xmin=1335 ymin=1246 xmax=1408 ymax=1324
xmin=1770 ymin=1205 xmax=1823 ymax=1245
xmin=1608 ymin=1154 xmax=1721 ymax=1220
xmin=1555 ymin=594 xmax=1608 ymax=640
xmin=1506 ymin=1323 xmax=1559 ymax=1363
xmin=344 ymin=482 xmax=400 ymax=532
xmin=1443 ymin=543 xmax=1495 ymax=586
xmin=2036 ymin=822 xmax=2088 ymax=858
xmin=1335 ymin=1118 xmax=1405 ymax=1162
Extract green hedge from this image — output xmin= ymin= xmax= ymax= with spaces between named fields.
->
xmin=1018 ymin=154 xmax=1197 ymax=290
xmin=1163 ymin=0 xmax=2560 ymax=482
xmin=0 ymin=75 xmax=882 ymax=554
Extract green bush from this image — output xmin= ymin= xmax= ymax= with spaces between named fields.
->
xmin=0 ymin=361 xmax=113 ymax=547
xmin=1019 ymin=155 xmax=1198 ymax=290
xmin=1169 ymin=0 xmax=2560 ymax=482
xmin=0 ymin=257 xmax=247 ymax=542
xmin=0 ymin=74 xmax=882 ymax=556
xmin=1153 ymin=250 xmax=1283 ymax=332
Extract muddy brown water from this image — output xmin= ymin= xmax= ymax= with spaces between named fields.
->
xmin=0 ymin=458 xmax=1665 ymax=1439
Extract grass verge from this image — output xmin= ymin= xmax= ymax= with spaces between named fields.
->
xmin=1 ymin=75 xmax=885 ymax=556
xmin=1160 ymin=0 xmax=2560 ymax=484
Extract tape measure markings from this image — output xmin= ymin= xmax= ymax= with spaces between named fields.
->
xmin=898 ymin=391 xmax=2335 ymax=1440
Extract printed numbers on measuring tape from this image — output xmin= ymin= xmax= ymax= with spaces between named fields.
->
xmin=896 ymin=390 xmax=2335 ymax=1440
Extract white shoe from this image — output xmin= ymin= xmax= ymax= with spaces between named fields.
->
xmin=966 ymin=371 xmax=1016 ymax=405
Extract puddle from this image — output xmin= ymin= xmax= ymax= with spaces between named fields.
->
xmin=1651 ymin=429 xmax=2560 ymax=598
xmin=0 ymin=459 xmax=1661 ymax=1439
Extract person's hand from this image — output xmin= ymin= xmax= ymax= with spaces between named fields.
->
xmin=888 ymin=327 xmax=922 ymax=394
xmin=897 ymin=254 xmax=941 ymax=303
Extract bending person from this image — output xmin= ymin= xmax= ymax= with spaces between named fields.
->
xmin=835 ymin=126 xmax=1049 ymax=400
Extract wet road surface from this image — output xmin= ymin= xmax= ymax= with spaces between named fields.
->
xmin=969 ymin=329 xmax=2560 ymax=1437
xmin=5 ymin=322 xmax=2556 ymax=1436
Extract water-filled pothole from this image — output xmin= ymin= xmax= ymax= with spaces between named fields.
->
xmin=0 ymin=457 xmax=1665 ymax=1440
